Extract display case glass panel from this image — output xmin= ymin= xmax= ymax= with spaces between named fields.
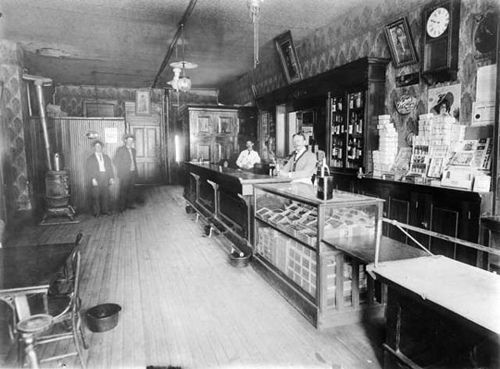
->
xmin=254 ymin=182 xmax=383 ymax=311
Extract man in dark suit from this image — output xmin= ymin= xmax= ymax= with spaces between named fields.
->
xmin=85 ymin=140 xmax=114 ymax=217
xmin=114 ymin=134 xmax=138 ymax=212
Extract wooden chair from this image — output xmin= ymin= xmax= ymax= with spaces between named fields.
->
xmin=16 ymin=314 xmax=53 ymax=369
xmin=34 ymin=248 xmax=88 ymax=368
xmin=17 ymin=234 xmax=89 ymax=368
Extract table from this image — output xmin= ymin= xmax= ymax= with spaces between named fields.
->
xmin=367 ymin=255 xmax=500 ymax=368
xmin=0 ymin=243 xmax=76 ymax=323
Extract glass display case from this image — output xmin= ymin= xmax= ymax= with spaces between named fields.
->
xmin=253 ymin=182 xmax=384 ymax=328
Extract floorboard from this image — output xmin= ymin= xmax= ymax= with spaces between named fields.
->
xmin=1 ymin=185 xmax=384 ymax=369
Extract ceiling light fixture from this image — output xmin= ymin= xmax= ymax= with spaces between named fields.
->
xmin=248 ymin=0 xmax=263 ymax=68
xmin=174 ymin=24 xmax=193 ymax=93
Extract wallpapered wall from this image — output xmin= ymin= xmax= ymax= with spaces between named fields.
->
xmin=219 ymin=0 xmax=498 ymax=148
xmin=0 ymin=40 xmax=31 ymax=219
xmin=55 ymin=86 xmax=219 ymax=117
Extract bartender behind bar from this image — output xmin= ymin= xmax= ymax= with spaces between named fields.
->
xmin=278 ymin=132 xmax=317 ymax=184
xmin=236 ymin=140 xmax=261 ymax=170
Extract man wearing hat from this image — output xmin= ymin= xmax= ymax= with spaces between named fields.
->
xmin=86 ymin=140 xmax=114 ymax=217
xmin=114 ymin=134 xmax=138 ymax=211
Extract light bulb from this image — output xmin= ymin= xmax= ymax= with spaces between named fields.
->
xmin=177 ymin=76 xmax=191 ymax=92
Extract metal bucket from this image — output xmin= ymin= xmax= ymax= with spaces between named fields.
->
xmin=86 ymin=303 xmax=121 ymax=333
xmin=228 ymin=251 xmax=251 ymax=268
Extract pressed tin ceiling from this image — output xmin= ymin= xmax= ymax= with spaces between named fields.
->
xmin=0 ymin=0 xmax=367 ymax=89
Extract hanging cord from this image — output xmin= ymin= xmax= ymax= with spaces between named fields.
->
xmin=249 ymin=1 xmax=261 ymax=68
xmin=181 ymin=24 xmax=187 ymax=78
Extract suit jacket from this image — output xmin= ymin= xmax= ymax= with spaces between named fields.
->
xmin=114 ymin=145 xmax=137 ymax=179
xmin=280 ymin=149 xmax=317 ymax=182
xmin=85 ymin=153 xmax=114 ymax=184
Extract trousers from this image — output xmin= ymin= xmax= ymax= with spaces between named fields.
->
xmin=118 ymin=170 xmax=136 ymax=211
xmin=91 ymin=172 xmax=110 ymax=216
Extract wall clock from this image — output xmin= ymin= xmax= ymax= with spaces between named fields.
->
xmin=422 ymin=0 xmax=460 ymax=84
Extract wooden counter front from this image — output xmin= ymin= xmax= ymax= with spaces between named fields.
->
xmin=184 ymin=162 xmax=290 ymax=251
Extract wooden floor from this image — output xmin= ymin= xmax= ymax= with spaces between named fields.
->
xmin=2 ymin=186 xmax=385 ymax=369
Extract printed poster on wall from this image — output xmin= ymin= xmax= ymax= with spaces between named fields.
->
xmin=427 ymin=83 xmax=461 ymax=120
xmin=104 ymin=127 xmax=118 ymax=144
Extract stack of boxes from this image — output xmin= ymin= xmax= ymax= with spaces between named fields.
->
xmin=286 ymin=241 xmax=317 ymax=297
xmin=413 ymin=114 xmax=466 ymax=179
xmin=372 ymin=115 xmax=398 ymax=177
xmin=256 ymin=226 xmax=278 ymax=262
xmin=418 ymin=113 xmax=433 ymax=141
xmin=256 ymin=225 xmax=318 ymax=298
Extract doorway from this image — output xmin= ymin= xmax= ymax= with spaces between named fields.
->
xmin=129 ymin=124 xmax=161 ymax=184
xmin=125 ymin=101 xmax=164 ymax=184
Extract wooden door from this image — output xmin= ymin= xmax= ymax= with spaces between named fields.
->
xmin=125 ymin=101 xmax=163 ymax=184
xmin=130 ymin=124 xmax=161 ymax=184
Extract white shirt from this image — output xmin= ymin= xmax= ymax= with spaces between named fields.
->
xmin=95 ymin=153 xmax=106 ymax=172
xmin=236 ymin=150 xmax=261 ymax=170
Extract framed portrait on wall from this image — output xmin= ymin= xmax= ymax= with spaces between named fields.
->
xmin=274 ymin=30 xmax=303 ymax=84
xmin=135 ymin=89 xmax=151 ymax=115
xmin=384 ymin=17 xmax=418 ymax=68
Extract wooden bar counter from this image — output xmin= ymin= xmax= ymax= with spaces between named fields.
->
xmin=183 ymin=162 xmax=290 ymax=253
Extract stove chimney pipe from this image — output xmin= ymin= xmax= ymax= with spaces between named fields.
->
xmin=24 ymin=74 xmax=53 ymax=171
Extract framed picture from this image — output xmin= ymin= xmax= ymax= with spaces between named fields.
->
xmin=274 ymin=30 xmax=303 ymax=84
xmin=384 ymin=17 xmax=418 ymax=68
xmin=135 ymin=89 xmax=151 ymax=115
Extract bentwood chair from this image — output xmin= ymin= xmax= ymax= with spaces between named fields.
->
xmin=35 ymin=247 xmax=88 ymax=368
xmin=17 ymin=234 xmax=88 ymax=368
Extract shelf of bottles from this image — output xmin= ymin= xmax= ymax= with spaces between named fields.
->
xmin=330 ymin=95 xmax=345 ymax=168
xmin=330 ymin=91 xmax=365 ymax=170
xmin=346 ymin=91 xmax=364 ymax=169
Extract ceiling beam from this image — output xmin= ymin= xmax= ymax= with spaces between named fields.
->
xmin=151 ymin=0 xmax=198 ymax=88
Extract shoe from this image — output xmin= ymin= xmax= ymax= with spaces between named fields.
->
xmin=127 ymin=205 xmax=136 ymax=209
xmin=102 ymin=212 xmax=112 ymax=216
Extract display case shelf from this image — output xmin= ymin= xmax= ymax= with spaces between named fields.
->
xmin=253 ymin=182 xmax=385 ymax=329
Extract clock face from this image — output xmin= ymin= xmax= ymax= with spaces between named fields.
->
xmin=426 ymin=7 xmax=450 ymax=38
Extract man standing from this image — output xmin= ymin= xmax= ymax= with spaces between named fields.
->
xmin=279 ymin=132 xmax=317 ymax=183
xmin=114 ymin=134 xmax=138 ymax=212
xmin=236 ymin=140 xmax=261 ymax=170
xmin=86 ymin=140 xmax=114 ymax=217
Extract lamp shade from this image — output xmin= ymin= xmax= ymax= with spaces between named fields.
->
xmin=177 ymin=76 xmax=191 ymax=92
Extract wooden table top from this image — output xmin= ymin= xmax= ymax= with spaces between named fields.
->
xmin=0 ymin=243 xmax=75 ymax=293
xmin=367 ymin=255 xmax=500 ymax=335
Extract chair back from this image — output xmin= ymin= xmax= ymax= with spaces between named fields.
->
xmin=71 ymin=250 xmax=82 ymax=310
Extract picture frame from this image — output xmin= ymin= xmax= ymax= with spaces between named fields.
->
xmin=135 ymin=89 xmax=151 ymax=115
xmin=274 ymin=30 xmax=303 ymax=84
xmin=384 ymin=17 xmax=418 ymax=68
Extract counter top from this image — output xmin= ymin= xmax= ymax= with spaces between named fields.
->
xmin=255 ymin=182 xmax=385 ymax=206
xmin=185 ymin=162 xmax=291 ymax=184
xmin=367 ymin=255 xmax=500 ymax=335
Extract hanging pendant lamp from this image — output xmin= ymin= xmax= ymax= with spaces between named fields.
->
xmin=168 ymin=24 xmax=196 ymax=92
